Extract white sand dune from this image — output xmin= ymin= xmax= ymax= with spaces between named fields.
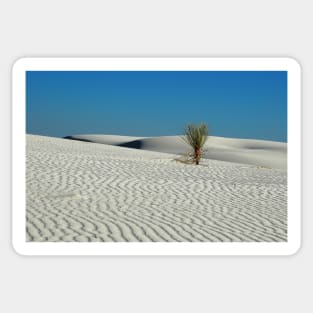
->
xmin=64 ymin=134 xmax=145 ymax=147
xmin=27 ymin=134 xmax=287 ymax=242
xmin=68 ymin=134 xmax=287 ymax=169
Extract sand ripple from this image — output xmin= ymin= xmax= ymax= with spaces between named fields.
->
xmin=26 ymin=135 xmax=287 ymax=242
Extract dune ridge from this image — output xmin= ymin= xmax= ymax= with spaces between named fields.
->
xmin=66 ymin=134 xmax=287 ymax=170
xmin=27 ymin=134 xmax=287 ymax=242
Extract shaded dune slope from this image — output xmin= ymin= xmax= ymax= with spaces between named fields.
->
xmin=66 ymin=134 xmax=287 ymax=170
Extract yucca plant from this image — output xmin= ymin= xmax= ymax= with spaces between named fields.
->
xmin=182 ymin=123 xmax=209 ymax=165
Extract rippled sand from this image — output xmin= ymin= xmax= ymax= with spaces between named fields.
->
xmin=26 ymin=135 xmax=287 ymax=242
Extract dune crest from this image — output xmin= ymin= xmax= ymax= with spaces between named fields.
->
xmin=66 ymin=134 xmax=287 ymax=170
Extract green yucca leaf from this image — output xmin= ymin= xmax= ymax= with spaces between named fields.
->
xmin=181 ymin=123 xmax=209 ymax=165
xmin=182 ymin=123 xmax=209 ymax=149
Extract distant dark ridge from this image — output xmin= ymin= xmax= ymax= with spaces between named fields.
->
xmin=63 ymin=136 xmax=143 ymax=149
xmin=117 ymin=140 xmax=142 ymax=149
xmin=63 ymin=136 xmax=93 ymax=143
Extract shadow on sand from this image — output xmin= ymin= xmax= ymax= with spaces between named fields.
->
xmin=63 ymin=136 xmax=143 ymax=149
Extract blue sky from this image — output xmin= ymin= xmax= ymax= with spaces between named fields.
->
xmin=26 ymin=71 xmax=287 ymax=142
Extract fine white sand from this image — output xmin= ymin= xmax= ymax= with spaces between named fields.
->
xmin=26 ymin=134 xmax=287 ymax=242
xmin=68 ymin=134 xmax=287 ymax=170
